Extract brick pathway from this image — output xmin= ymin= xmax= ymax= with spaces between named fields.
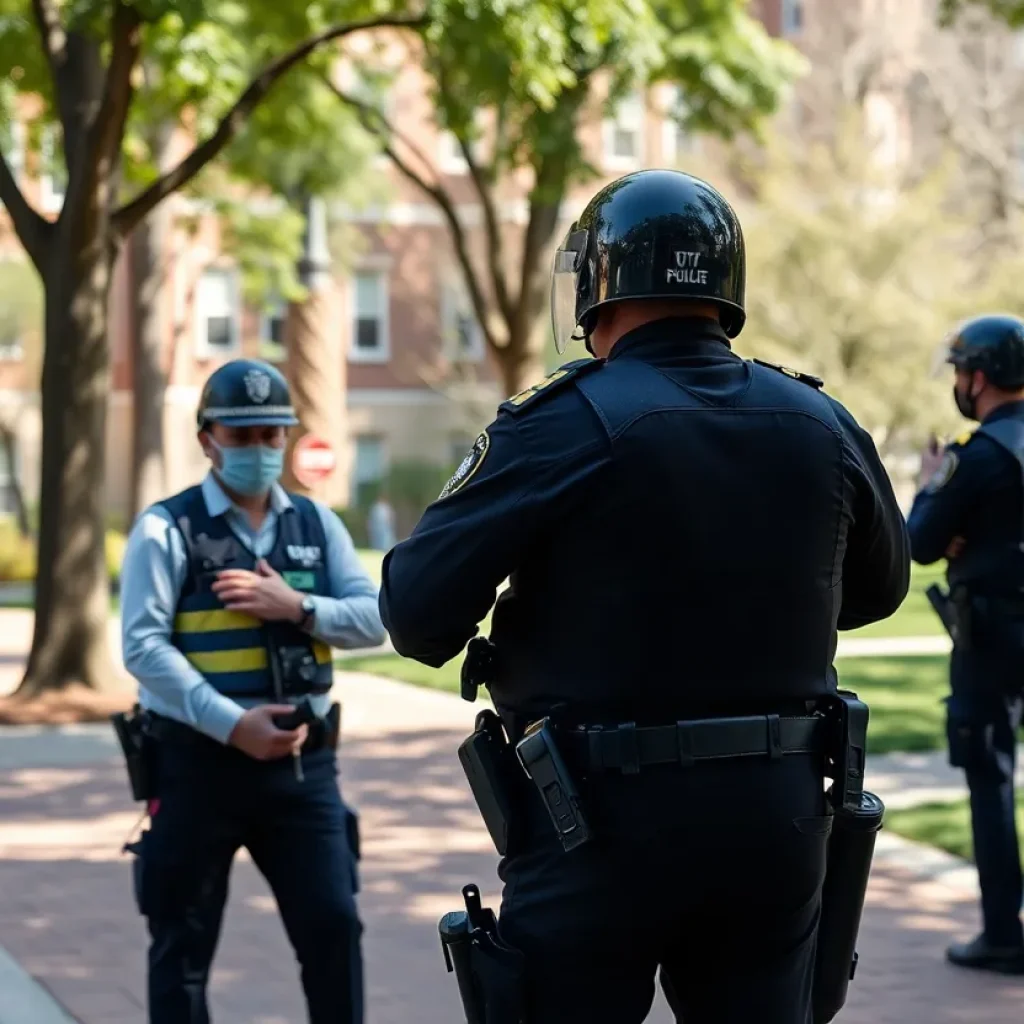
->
xmin=0 ymin=672 xmax=1022 ymax=1022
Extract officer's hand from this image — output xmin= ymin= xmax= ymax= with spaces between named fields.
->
xmin=918 ymin=441 xmax=946 ymax=489
xmin=212 ymin=560 xmax=304 ymax=623
xmin=227 ymin=705 xmax=309 ymax=761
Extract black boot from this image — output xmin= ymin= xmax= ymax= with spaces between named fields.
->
xmin=946 ymin=934 xmax=1024 ymax=975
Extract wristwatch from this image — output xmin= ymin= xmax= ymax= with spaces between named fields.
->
xmin=298 ymin=595 xmax=316 ymax=631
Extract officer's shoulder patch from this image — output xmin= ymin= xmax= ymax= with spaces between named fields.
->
xmin=501 ymin=359 xmax=603 ymax=415
xmin=752 ymin=358 xmax=825 ymax=390
xmin=926 ymin=450 xmax=959 ymax=492
xmin=438 ymin=431 xmax=490 ymax=500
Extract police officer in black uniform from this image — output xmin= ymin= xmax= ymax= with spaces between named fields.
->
xmin=120 ymin=359 xmax=385 ymax=1023
xmin=908 ymin=315 xmax=1024 ymax=975
xmin=380 ymin=169 xmax=910 ymax=1023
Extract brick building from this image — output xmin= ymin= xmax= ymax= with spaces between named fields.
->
xmin=1 ymin=0 xmax=909 ymax=521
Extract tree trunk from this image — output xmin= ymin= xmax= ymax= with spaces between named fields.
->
xmin=17 ymin=246 xmax=117 ymax=696
xmin=281 ymin=196 xmax=346 ymax=506
xmin=129 ymin=123 xmax=174 ymax=523
xmin=497 ymin=320 xmax=548 ymax=397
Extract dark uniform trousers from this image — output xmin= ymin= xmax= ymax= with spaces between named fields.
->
xmin=134 ymin=734 xmax=363 ymax=1024
xmin=947 ymin=648 xmax=1024 ymax=948
xmin=496 ymin=749 xmax=829 ymax=1024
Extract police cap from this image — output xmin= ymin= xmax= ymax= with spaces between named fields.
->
xmin=551 ymin=169 xmax=746 ymax=352
xmin=943 ymin=314 xmax=1024 ymax=391
xmin=196 ymin=359 xmax=298 ymax=430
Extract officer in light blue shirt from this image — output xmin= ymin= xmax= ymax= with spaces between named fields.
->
xmin=120 ymin=359 xmax=384 ymax=1024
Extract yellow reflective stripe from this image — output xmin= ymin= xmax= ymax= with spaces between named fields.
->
xmin=185 ymin=648 xmax=268 ymax=673
xmin=174 ymin=610 xmax=261 ymax=633
xmin=314 ymin=641 xmax=332 ymax=665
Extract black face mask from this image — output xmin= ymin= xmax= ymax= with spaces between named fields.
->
xmin=954 ymin=383 xmax=978 ymax=421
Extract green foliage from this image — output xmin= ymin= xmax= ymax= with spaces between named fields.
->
xmin=939 ymin=0 xmax=1024 ymax=27
xmin=736 ymin=111 xmax=1024 ymax=450
xmin=0 ymin=519 xmax=126 ymax=582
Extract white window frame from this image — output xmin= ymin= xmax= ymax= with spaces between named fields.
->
xmin=352 ymin=434 xmax=388 ymax=503
xmin=602 ymin=90 xmax=646 ymax=172
xmin=194 ymin=266 xmax=242 ymax=359
xmin=348 ymin=268 xmax=390 ymax=364
xmin=39 ymin=125 xmax=66 ymax=214
xmin=661 ymin=85 xmax=698 ymax=166
xmin=441 ymin=275 xmax=485 ymax=362
xmin=259 ymin=296 xmax=288 ymax=363
xmin=781 ymin=0 xmax=804 ymax=36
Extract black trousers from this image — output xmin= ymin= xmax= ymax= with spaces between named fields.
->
xmin=496 ymin=751 xmax=829 ymax=1024
xmin=948 ymin=648 xmax=1023 ymax=948
xmin=131 ymin=734 xmax=363 ymax=1024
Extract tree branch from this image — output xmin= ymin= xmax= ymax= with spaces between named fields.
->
xmin=0 ymin=149 xmax=51 ymax=274
xmin=31 ymin=0 xmax=75 ymax=139
xmin=435 ymin=66 xmax=514 ymax=325
xmin=326 ymin=80 xmax=502 ymax=352
xmin=112 ymin=14 xmax=426 ymax=238
xmin=62 ymin=1 xmax=141 ymax=233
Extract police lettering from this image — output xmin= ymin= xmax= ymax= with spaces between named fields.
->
xmin=666 ymin=250 xmax=708 ymax=285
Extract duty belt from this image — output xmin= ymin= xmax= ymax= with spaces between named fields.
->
xmin=558 ymin=714 xmax=825 ymax=775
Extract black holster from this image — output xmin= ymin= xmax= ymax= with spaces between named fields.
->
xmin=813 ymin=690 xmax=885 ymax=1024
xmin=109 ymin=704 xmax=155 ymax=802
xmin=439 ymin=885 xmax=527 ymax=1024
xmin=458 ymin=710 xmax=521 ymax=856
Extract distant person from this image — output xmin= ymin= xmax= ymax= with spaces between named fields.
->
xmin=119 ymin=359 xmax=385 ymax=1023
xmin=367 ymin=491 xmax=396 ymax=551
xmin=908 ymin=315 xmax=1024 ymax=976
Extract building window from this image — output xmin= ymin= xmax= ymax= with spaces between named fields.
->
xmin=353 ymin=434 xmax=386 ymax=506
xmin=602 ymin=90 xmax=645 ymax=171
xmin=661 ymin=85 xmax=697 ymax=166
xmin=349 ymin=269 xmax=389 ymax=363
xmin=781 ymin=0 xmax=804 ymax=35
xmin=40 ymin=125 xmax=66 ymax=214
xmin=441 ymin=277 xmax=485 ymax=361
xmin=195 ymin=266 xmax=241 ymax=357
xmin=259 ymin=297 xmax=288 ymax=363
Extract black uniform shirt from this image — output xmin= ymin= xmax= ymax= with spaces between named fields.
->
xmin=380 ymin=317 xmax=910 ymax=721
xmin=907 ymin=400 xmax=1024 ymax=594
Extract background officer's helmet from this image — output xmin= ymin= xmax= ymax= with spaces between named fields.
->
xmin=942 ymin=314 xmax=1024 ymax=391
xmin=196 ymin=359 xmax=299 ymax=430
xmin=551 ymin=169 xmax=746 ymax=353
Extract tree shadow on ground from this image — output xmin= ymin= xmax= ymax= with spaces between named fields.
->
xmin=0 ymin=726 xmax=1021 ymax=1023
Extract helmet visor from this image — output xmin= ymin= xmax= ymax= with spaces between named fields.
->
xmin=551 ymin=227 xmax=588 ymax=354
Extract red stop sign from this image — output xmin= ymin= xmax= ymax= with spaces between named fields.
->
xmin=292 ymin=434 xmax=337 ymax=488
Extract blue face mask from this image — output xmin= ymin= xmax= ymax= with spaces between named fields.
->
xmin=211 ymin=441 xmax=284 ymax=496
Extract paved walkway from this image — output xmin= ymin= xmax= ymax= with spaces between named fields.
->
xmin=0 ymin=672 xmax=1021 ymax=1023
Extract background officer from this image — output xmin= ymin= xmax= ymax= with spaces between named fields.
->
xmin=908 ymin=315 xmax=1024 ymax=975
xmin=120 ymin=358 xmax=386 ymax=1023
xmin=380 ymin=169 xmax=909 ymax=1023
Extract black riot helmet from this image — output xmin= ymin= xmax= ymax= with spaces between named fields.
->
xmin=196 ymin=359 xmax=299 ymax=430
xmin=551 ymin=169 xmax=746 ymax=352
xmin=941 ymin=314 xmax=1024 ymax=390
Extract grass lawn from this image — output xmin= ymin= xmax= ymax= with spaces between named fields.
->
xmin=886 ymin=795 xmax=1024 ymax=866
xmin=845 ymin=560 xmax=946 ymax=639
xmin=343 ymin=650 xmax=954 ymax=755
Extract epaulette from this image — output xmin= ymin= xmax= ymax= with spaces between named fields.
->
xmin=501 ymin=358 xmax=603 ymax=414
xmin=752 ymin=358 xmax=824 ymax=390
xmin=954 ymin=429 xmax=975 ymax=447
